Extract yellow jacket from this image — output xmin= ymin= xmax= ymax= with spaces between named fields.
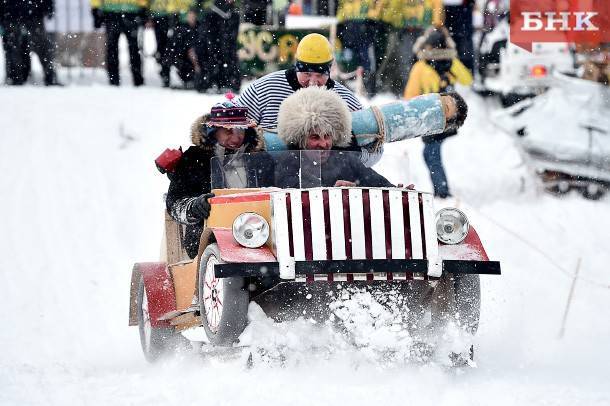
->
xmin=337 ymin=0 xmax=373 ymax=22
xmin=90 ymin=0 xmax=148 ymax=13
xmin=404 ymin=59 xmax=472 ymax=99
xmin=371 ymin=0 xmax=443 ymax=29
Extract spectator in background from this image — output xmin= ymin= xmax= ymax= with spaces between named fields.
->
xmin=364 ymin=0 xmax=387 ymax=96
xmin=161 ymin=0 xmax=200 ymax=88
xmin=404 ymin=27 xmax=472 ymax=198
xmin=90 ymin=0 xmax=147 ymax=86
xmin=147 ymin=0 xmax=172 ymax=86
xmin=0 ymin=0 xmax=59 ymax=86
xmin=1 ymin=19 xmax=31 ymax=85
xmin=336 ymin=0 xmax=375 ymax=95
xmin=374 ymin=0 xmax=443 ymax=96
xmin=443 ymin=0 xmax=474 ymax=73
xmin=192 ymin=0 xmax=241 ymax=93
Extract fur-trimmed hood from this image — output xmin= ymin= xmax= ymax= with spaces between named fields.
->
xmin=277 ymin=87 xmax=352 ymax=149
xmin=189 ymin=114 xmax=265 ymax=152
xmin=413 ymin=26 xmax=457 ymax=61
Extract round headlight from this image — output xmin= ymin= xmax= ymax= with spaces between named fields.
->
xmin=232 ymin=213 xmax=270 ymax=248
xmin=435 ymin=208 xmax=469 ymax=244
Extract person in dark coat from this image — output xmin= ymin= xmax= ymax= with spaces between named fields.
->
xmin=443 ymin=0 xmax=475 ymax=73
xmin=275 ymin=86 xmax=394 ymax=189
xmin=193 ymin=0 xmax=241 ymax=93
xmin=166 ymin=101 xmax=273 ymax=258
xmin=0 ymin=0 xmax=59 ymax=86
xmin=90 ymin=0 xmax=147 ymax=86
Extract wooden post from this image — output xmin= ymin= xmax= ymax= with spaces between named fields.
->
xmin=558 ymin=257 xmax=581 ymax=339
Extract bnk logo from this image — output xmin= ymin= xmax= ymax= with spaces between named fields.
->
xmin=510 ymin=0 xmax=609 ymax=51
xmin=521 ymin=12 xmax=599 ymax=31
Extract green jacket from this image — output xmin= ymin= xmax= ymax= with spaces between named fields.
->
xmin=373 ymin=0 xmax=443 ymax=29
xmin=403 ymin=0 xmax=443 ymax=29
xmin=90 ymin=0 xmax=148 ymax=13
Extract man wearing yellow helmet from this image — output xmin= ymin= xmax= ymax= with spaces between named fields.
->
xmin=234 ymin=33 xmax=363 ymax=131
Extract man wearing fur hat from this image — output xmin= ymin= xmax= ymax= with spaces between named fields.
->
xmin=275 ymin=86 xmax=394 ymax=188
xmin=166 ymin=101 xmax=273 ymax=258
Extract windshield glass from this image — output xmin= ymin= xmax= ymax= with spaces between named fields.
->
xmin=210 ymin=150 xmax=410 ymax=190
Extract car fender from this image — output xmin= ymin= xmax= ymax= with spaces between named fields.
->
xmin=438 ymin=226 xmax=490 ymax=261
xmin=198 ymin=227 xmax=277 ymax=265
xmin=128 ymin=262 xmax=176 ymax=328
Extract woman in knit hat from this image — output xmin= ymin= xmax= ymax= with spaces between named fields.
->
xmin=165 ymin=99 xmax=273 ymax=258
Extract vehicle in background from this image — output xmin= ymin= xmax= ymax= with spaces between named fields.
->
xmin=476 ymin=11 xmax=575 ymax=107
xmin=493 ymin=72 xmax=610 ymax=199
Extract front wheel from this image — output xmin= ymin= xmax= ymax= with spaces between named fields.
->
xmin=137 ymin=275 xmax=189 ymax=362
xmin=199 ymin=243 xmax=250 ymax=346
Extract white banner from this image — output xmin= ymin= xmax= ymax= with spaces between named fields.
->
xmin=45 ymin=0 xmax=94 ymax=33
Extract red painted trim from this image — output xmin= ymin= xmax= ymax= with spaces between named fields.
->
xmin=362 ymin=190 xmax=373 ymax=260
xmin=402 ymin=192 xmax=412 ymax=259
xmin=302 ymin=192 xmax=313 ymax=261
xmin=438 ymin=226 xmax=490 ymax=261
xmin=462 ymin=227 xmax=490 ymax=261
xmin=382 ymin=191 xmax=392 ymax=259
xmin=210 ymin=192 xmax=272 ymax=204
xmin=286 ymin=193 xmax=295 ymax=257
xmin=419 ymin=196 xmax=427 ymax=259
xmin=140 ymin=262 xmax=176 ymax=328
xmin=212 ymin=228 xmax=278 ymax=263
xmin=342 ymin=189 xmax=352 ymax=260
xmin=322 ymin=190 xmax=332 ymax=260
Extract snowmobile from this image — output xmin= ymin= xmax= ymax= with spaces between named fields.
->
xmin=129 ymin=148 xmax=501 ymax=365
xmin=477 ymin=15 xmax=575 ymax=106
xmin=493 ymin=72 xmax=610 ymax=199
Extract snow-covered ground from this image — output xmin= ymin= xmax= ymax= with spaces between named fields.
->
xmin=1 ymin=50 xmax=610 ymax=405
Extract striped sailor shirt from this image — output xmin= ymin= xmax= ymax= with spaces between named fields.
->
xmin=234 ymin=68 xmax=363 ymax=130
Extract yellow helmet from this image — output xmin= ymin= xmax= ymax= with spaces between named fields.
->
xmin=295 ymin=33 xmax=333 ymax=65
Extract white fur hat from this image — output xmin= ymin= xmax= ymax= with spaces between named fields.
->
xmin=277 ymin=87 xmax=352 ymax=148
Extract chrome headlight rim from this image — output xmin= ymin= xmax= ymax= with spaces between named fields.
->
xmin=435 ymin=207 xmax=470 ymax=245
xmin=232 ymin=212 xmax=270 ymax=248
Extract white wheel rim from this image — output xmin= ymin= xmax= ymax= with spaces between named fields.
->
xmin=203 ymin=254 xmax=224 ymax=333
xmin=141 ymin=287 xmax=152 ymax=352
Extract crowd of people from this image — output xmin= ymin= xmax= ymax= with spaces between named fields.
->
xmin=1 ymin=0 xmax=476 ymax=94
xmin=0 ymin=0 xmax=60 ymax=85
xmin=89 ymin=0 xmax=243 ymax=90
xmin=336 ymin=0 xmax=475 ymax=96
xmin=2 ymin=0 xmax=476 ymax=199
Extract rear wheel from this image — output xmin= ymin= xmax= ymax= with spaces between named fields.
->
xmin=137 ymin=275 xmax=189 ymax=362
xmin=199 ymin=243 xmax=250 ymax=346
xmin=582 ymin=183 xmax=606 ymax=200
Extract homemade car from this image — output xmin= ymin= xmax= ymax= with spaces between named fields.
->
xmin=129 ymin=151 xmax=501 ymax=363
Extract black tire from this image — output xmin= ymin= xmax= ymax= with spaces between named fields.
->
xmin=582 ymin=183 xmax=606 ymax=200
xmin=137 ymin=275 xmax=189 ymax=362
xmin=199 ymin=243 xmax=249 ymax=346
xmin=452 ymin=273 xmax=481 ymax=335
